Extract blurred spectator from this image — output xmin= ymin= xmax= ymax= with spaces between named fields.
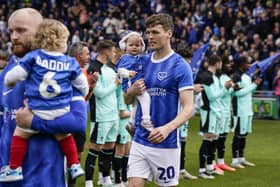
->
xmin=273 ymin=65 xmax=280 ymax=118
xmin=0 ymin=42 xmax=9 ymax=70
xmin=0 ymin=0 xmax=279 ymax=90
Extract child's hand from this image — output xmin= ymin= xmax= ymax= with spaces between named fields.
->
xmin=129 ymin=71 xmax=137 ymax=78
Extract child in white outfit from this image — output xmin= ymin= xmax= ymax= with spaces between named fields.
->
xmin=116 ymin=31 xmax=153 ymax=133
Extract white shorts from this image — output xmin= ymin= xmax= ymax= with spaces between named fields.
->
xmin=127 ymin=141 xmax=180 ymax=186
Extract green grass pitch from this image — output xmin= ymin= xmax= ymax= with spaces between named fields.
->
xmin=77 ymin=116 xmax=280 ymax=187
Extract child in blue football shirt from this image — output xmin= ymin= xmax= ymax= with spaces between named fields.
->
xmin=0 ymin=19 xmax=88 ymax=182
xmin=117 ymin=31 xmax=154 ymax=132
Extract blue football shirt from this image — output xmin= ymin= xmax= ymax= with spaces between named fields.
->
xmin=0 ymin=55 xmax=66 ymax=187
xmin=134 ymin=51 xmax=193 ymax=148
xmin=18 ymin=49 xmax=82 ymax=110
xmin=116 ymin=54 xmax=145 ymax=91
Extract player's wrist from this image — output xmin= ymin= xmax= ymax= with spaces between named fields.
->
xmin=166 ymin=123 xmax=176 ymax=133
xmin=124 ymin=91 xmax=135 ymax=105
xmin=89 ymin=86 xmax=94 ymax=92
xmin=126 ymin=86 xmax=134 ymax=97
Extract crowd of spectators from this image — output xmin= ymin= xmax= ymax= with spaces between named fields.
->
xmin=0 ymin=0 xmax=279 ymax=89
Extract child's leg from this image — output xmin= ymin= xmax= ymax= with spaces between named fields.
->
xmin=55 ymin=134 xmax=79 ymax=168
xmin=10 ymin=127 xmax=32 ymax=169
xmin=129 ymin=103 xmax=137 ymax=125
xmin=136 ymin=91 xmax=151 ymax=121
xmin=137 ymin=91 xmax=154 ymax=130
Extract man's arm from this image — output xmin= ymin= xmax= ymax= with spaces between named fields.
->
xmin=234 ymin=77 xmax=261 ymax=96
xmin=124 ymin=78 xmax=146 ymax=104
xmin=16 ymin=100 xmax=87 ymax=134
xmin=148 ymin=89 xmax=194 ymax=144
xmin=93 ymin=75 xmax=119 ymax=98
xmin=167 ymin=89 xmax=194 ymax=130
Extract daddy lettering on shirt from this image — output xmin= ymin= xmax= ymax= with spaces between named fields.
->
xmin=36 ymin=56 xmax=70 ymax=71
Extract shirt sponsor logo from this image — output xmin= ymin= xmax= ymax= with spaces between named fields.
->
xmin=4 ymin=108 xmax=17 ymax=122
xmin=147 ymin=88 xmax=166 ymax=96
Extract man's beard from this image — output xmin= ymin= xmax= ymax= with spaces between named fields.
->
xmin=12 ymin=43 xmax=32 ymax=58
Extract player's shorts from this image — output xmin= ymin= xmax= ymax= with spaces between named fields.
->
xmin=200 ymin=109 xmax=221 ymax=135
xmin=116 ymin=118 xmax=131 ymax=144
xmin=90 ymin=120 xmax=119 ymax=144
xmin=232 ymin=116 xmax=253 ymax=135
xmin=73 ymin=132 xmax=86 ymax=153
xmin=179 ymin=121 xmax=189 ymax=141
xmin=127 ymin=141 xmax=180 ymax=187
xmin=220 ymin=115 xmax=231 ymax=134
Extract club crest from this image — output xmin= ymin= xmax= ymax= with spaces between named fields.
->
xmin=157 ymin=72 xmax=167 ymax=81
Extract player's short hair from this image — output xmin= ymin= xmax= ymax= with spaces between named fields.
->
xmin=208 ymin=54 xmax=221 ymax=66
xmin=233 ymin=55 xmax=250 ymax=71
xmin=146 ymin=13 xmax=174 ymax=32
xmin=68 ymin=41 xmax=88 ymax=57
xmin=32 ymin=19 xmax=69 ymax=51
xmin=96 ymin=40 xmax=116 ymax=52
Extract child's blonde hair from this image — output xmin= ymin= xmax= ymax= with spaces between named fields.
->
xmin=32 ymin=19 xmax=69 ymax=51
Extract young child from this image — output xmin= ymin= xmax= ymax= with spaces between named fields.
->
xmin=0 ymin=19 xmax=89 ymax=182
xmin=116 ymin=31 xmax=153 ymax=133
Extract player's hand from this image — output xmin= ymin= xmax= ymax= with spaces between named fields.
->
xmin=16 ymin=100 xmax=33 ymax=129
xmin=127 ymin=78 xmax=146 ymax=96
xmin=194 ymin=84 xmax=203 ymax=93
xmin=115 ymin=77 xmax=121 ymax=85
xmin=119 ymin=110 xmax=131 ymax=119
xmin=203 ymin=132 xmax=217 ymax=139
xmin=148 ymin=125 xmax=172 ymax=144
xmin=224 ymin=80 xmax=233 ymax=89
xmin=88 ymin=72 xmax=99 ymax=89
xmin=233 ymin=84 xmax=241 ymax=91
